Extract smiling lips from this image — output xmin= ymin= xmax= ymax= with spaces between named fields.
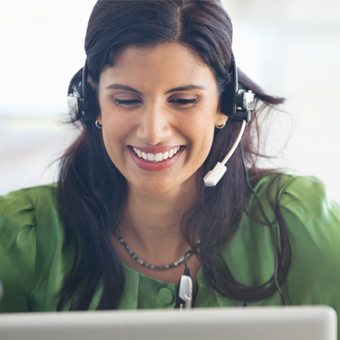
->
xmin=129 ymin=145 xmax=183 ymax=171
xmin=132 ymin=146 xmax=181 ymax=162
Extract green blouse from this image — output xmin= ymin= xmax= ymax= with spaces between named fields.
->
xmin=1 ymin=174 xmax=340 ymax=319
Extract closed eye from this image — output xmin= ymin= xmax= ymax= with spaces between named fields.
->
xmin=169 ymin=98 xmax=198 ymax=107
xmin=114 ymin=99 xmax=142 ymax=106
xmin=112 ymin=97 xmax=198 ymax=108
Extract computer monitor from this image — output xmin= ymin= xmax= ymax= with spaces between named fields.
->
xmin=0 ymin=306 xmax=337 ymax=340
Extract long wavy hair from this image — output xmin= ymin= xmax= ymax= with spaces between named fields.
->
xmin=57 ymin=0 xmax=291 ymax=310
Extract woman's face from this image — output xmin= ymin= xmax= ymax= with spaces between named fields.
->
xmin=98 ymin=43 xmax=226 ymax=194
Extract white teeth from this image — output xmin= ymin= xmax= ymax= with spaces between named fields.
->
xmin=132 ymin=146 xmax=181 ymax=162
xmin=155 ymin=153 xmax=163 ymax=161
xmin=133 ymin=147 xmax=142 ymax=157
xmin=147 ymin=153 xmax=155 ymax=161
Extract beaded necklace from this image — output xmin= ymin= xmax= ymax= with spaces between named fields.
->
xmin=114 ymin=229 xmax=200 ymax=270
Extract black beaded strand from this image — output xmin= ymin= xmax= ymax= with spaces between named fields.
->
xmin=114 ymin=229 xmax=200 ymax=270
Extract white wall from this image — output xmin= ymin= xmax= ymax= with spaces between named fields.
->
xmin=226 ymin=0 xmax=340 ymax=202
xmin=1 ymin=0 xmax=340 ymax=202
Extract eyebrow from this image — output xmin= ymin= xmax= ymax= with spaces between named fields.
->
xmin=105 ymin=83 xmax=206 ymax=95
xmin=165 ymin=85 xmax=206 ymax=94
xmin=106 ymin=84 xmax=142 ymax=95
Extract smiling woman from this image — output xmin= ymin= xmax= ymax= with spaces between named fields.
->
xmin=1 ymin=0 xmax=340 ymax=331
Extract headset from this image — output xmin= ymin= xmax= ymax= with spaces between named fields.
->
xmin=203 ymin=54 xmax=255 ymax=187
xmin=67 ymin=60 xmax=92 ymax=121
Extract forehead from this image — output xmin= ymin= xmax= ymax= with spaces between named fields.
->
xmin=99 ymin=43 xmax=218 ymax=92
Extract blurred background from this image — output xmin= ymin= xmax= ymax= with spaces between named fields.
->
xmin=0 ymin=0 xmax=339 ymax=201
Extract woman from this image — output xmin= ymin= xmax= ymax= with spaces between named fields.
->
xmin=0 ymin=0 xmax=340 ymax=318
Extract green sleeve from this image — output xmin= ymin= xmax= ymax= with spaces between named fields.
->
xmin=0 ymin=189 xmax=36 ymax=312
xmin=0 ymin=185 xmax=71 ymax=312
xmin=280 ymin=176 xmax=340 ymax=318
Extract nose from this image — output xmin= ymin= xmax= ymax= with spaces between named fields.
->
xmin=136 ymin=104 xmax=172 ymax=145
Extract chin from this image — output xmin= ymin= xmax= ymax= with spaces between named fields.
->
xmin=133 ymin=181 xmax=178 ymax=195
xmin=128 ymin=172 xmax=198 ymax=196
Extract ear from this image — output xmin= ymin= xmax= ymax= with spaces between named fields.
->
xmin=215 ymin=113 xmax=229 ymax=129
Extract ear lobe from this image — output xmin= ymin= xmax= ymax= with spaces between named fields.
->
xmin=215 ymin=113 xmax=229 ymax=129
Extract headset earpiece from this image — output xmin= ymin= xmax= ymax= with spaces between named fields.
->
xmin=228 ymin=54 xmax=255 ymax=123
xmin=67 ymin=80 xmax=86 ymax=119
xmin=67 ymin=60 xmax=98 ymax=121
xmin=232 ymin=88 xmax=254 ymax=123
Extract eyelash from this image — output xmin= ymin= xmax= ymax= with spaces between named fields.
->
xmin=170 ymin=98 xmax=197 ymax=105
xmin=114 ymin=99 xmax=140 ymax=105
xmin=113 ymin=98 xmax=198 ymax=107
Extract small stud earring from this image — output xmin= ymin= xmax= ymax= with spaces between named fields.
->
xmin=216 ymin=121 xmax=226 ymax=129
xmin=95 ymin=120 xmax=102 ymax=129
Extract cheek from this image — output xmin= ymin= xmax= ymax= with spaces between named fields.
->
xmin=198 ymin=116 xmax=219 ymax=161
xmin=100 ymin=104 xmax=132 ymax=141
xmin=199 ymin=129 xmax=215 ymax=159
xmin=100 ymin=118 xmax=129 ymax=163
xmin=185 ymin=123 xmax=216 ymax=167
xmin=185 ymin=112 xmax=217 ymax=149
xmin=101 ymin=131 xmax=118 ymax=166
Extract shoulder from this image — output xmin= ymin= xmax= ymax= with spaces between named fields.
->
xmin=0 ymin=183 xmax=58 ymax=219
xmin=252 ymin=171 xmax=326 ymax=199
xmin=254 ymin=173 xmax=340 ymax=303
xmin=251 ymin=172 xmax=340 ymax=260
xmin=0 ymin=184 xmax=61 ymax=238
xmin=0 ymin=184 xmax=65 ymax=312
xmin=254 ymin=172 xmax=340 ymax=234
xmin=250 ymin=172 xmax=335 ymax=218
xmin=0 ymin=183 xmax=58 ymax=238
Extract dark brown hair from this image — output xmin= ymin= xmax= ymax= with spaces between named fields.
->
xmin=57 ymin=0 xmax=290 ymax=310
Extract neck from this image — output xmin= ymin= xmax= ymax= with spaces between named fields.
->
xmin=118 ymin=175 xmax=199 ymax=260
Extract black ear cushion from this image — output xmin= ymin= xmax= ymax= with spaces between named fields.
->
xmin=80 ymin=60 xmax=100 ymax=121
xmin=68 ymin=77 xmax=100 ymax=121
xmin=68 ymin=82 xmax=99 ymax=121
xmin=220 ymin=53 xmax=238 ymax=117
xmin=83 ymin=85 xmax=100 ymax=121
